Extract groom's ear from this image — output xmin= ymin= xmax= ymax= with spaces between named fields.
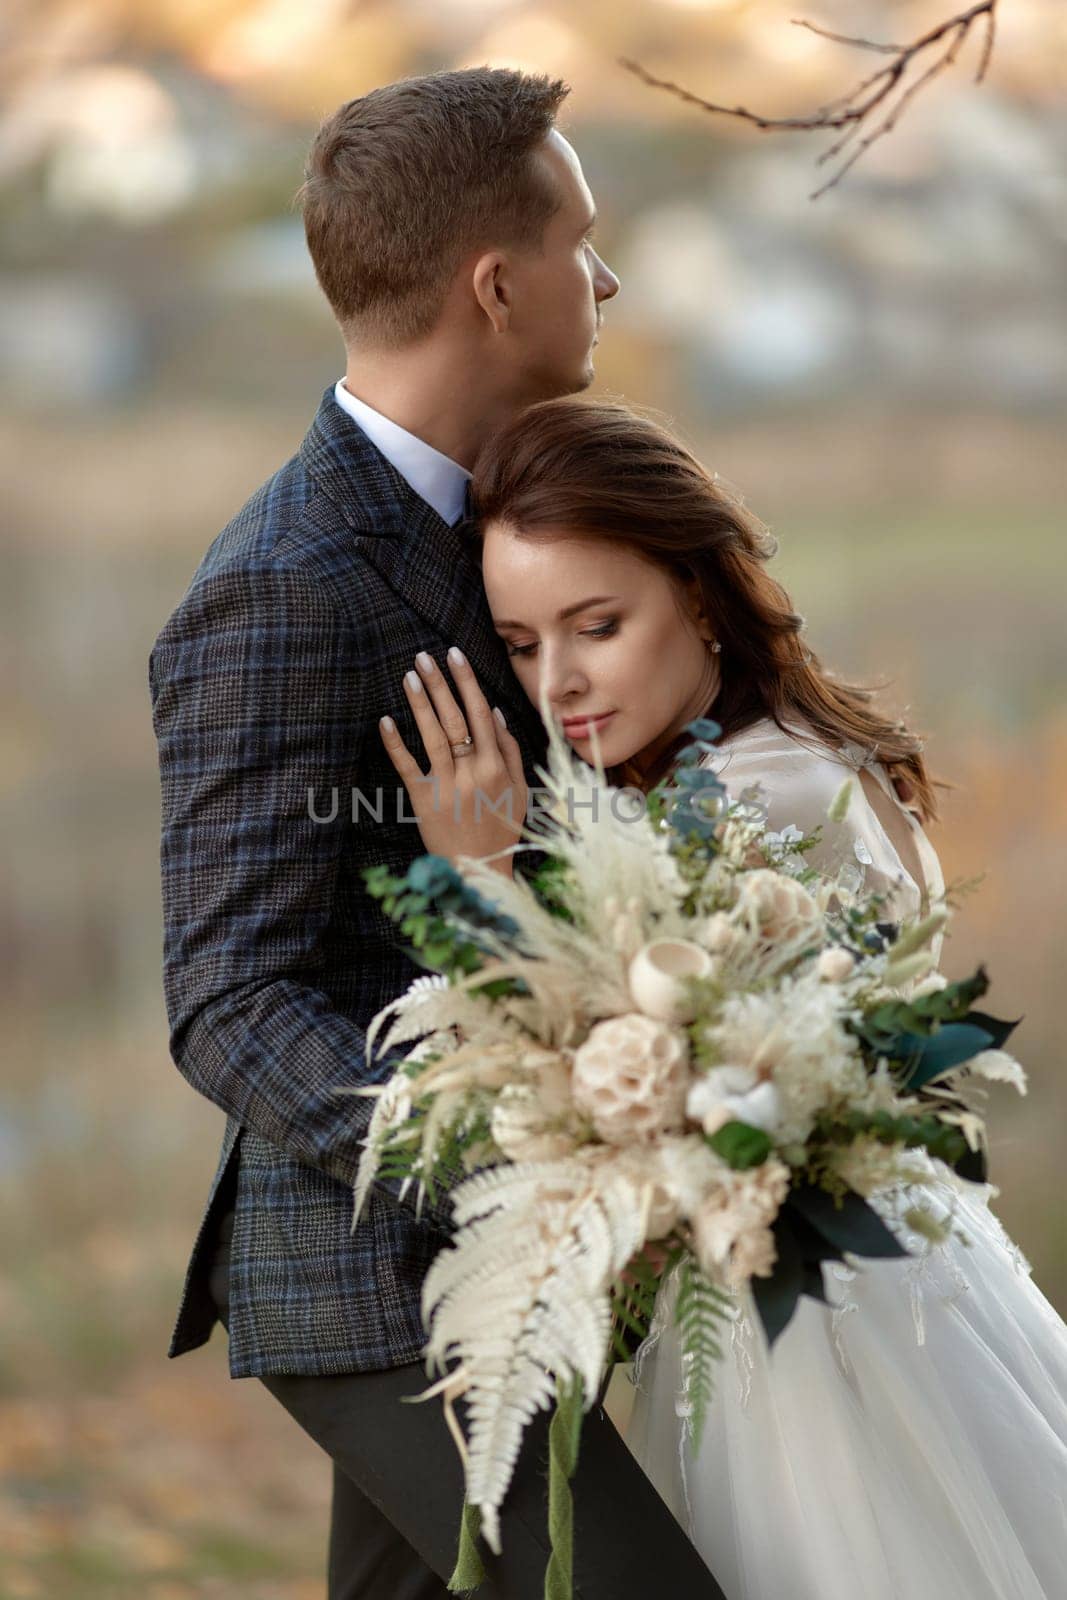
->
xmin=472 ymin=252 xmax=512 ymax=335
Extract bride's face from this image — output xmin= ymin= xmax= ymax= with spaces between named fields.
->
xmin=482 ymin=525 xmax=719 ymax=774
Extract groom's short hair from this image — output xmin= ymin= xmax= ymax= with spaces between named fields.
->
xmin=301 ymin=68 xmax=570 ymax=347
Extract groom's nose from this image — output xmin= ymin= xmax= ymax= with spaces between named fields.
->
xmin=593 ymin=250 xmax=620 ymax=304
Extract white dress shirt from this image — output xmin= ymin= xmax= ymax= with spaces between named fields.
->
xmin=333 ymin=379 xmax=471 ymax=527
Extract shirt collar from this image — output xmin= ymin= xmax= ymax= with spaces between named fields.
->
xmin=333 ymin=379 xmax=471 ymax=528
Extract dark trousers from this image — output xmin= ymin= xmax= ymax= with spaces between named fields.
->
xmin=208 ymin=1213 xmax=728 ymax=1600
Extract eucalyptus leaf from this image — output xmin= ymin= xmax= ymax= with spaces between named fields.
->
xmin=900 ymin=1023 xmax=995 ymax=1087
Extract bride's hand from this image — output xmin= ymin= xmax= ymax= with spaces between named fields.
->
xmin=379 ymin=647 xmax=527 ymax=877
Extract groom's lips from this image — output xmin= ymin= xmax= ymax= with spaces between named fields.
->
xmin=562 ymin=711 xmax=615 ymax=740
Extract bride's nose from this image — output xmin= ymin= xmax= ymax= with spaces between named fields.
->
xmin=539 ymin=648 xmax=588 ymax=709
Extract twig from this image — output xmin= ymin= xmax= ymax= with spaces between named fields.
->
xmin=619 ymin=2 xmax=1000 ymax=199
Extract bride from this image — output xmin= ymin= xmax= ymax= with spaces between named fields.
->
xmin=379 ymin=396 xmax=1067 ymax=1599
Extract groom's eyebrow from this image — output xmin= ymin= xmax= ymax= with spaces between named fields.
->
xmin=495 ymin=595 xmax=618 ymax=629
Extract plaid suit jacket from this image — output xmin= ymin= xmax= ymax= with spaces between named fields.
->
xmin=149 ymin=388 xmax=548 ymax=1377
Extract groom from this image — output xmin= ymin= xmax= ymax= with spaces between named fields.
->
xmin=150 ymin=68 xmax=727 ymax=1599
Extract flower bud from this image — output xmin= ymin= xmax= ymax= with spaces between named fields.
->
xmin=816 ymin=947 xmax=855 ymax=983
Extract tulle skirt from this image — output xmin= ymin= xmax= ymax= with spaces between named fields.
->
xmin=624 ymin=1181 xmax=1067 ymax=1600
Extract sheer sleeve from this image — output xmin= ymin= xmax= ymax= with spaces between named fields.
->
xmin=702 ymin=719 xmax=942 ymax=921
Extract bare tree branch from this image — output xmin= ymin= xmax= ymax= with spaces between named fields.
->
xmin=619 ymin=1 xmax=1000 ymax=199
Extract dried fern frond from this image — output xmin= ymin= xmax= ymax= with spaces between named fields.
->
xmin=365 ymin=973 xmax=449 ymax=1068
xmin=421 ymin=1154 xmax=648 ymax=1551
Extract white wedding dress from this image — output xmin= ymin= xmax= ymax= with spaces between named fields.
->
xmin=624 ymin=717 xmax=1067 ymax=1600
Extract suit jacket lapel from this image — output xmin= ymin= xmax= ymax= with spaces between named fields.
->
xmin=298 ymin=390 xmax=544 ymax=749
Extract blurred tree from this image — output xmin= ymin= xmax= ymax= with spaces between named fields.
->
xmin=622 ymin=2 xmax=1002 ymax=197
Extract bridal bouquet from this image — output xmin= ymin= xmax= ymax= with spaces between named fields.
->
xmin=353 ymin=715 xmax=1023 ymax=1598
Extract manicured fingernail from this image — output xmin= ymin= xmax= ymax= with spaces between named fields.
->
xmin=447 ymin=646 xmax=465 ymax=667
xmin=404 ymin=670 xmax=422 ymax=693
xmin=493 ymin=706 xmax=507 ymax=728
xmin=380 ymin=716 xmax=395 ymax=733
xmin=415 ymin=651 xmax=435 ymax=673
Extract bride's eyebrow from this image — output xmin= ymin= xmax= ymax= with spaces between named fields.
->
xmin=495 ymin=595 xmax=619 ymax=630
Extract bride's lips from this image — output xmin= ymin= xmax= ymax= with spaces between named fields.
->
xmin=561 ymin=711 xmax=615 ymax=740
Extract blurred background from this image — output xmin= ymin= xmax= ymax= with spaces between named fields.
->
xmin=2 ymin=0 xmax=1065 ymax=1593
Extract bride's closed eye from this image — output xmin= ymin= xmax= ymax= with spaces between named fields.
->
xmin=504 ymin=619 xmax=618 ymax=659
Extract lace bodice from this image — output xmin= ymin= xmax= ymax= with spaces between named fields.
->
xmin=700 ymin=717 xmax=944 ymax=921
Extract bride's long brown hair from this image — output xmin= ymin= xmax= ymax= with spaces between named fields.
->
xmin=469 ymin=397 xmax=939 ymax=822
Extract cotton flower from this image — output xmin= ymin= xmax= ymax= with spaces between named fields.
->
xmin=571 ymin=1013 xmax=690 ymax=1144
xmin=816 ymin=947 xmax=855 ymax=983
xmin=735 ymin=870 xmax=820 ymax=945
xmin=687 ymin=1066 xmax=783 ymax=1138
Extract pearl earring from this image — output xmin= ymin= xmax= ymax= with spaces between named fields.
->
xmin=707 ymin=639 xmax=722 ymax=654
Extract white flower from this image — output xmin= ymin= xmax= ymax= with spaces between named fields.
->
xmin=632 ymin=1134 xmax=729 ymax=1221
xmin=730 ymin=1225 xmax=778 ymax=1282
xmin=490 ymin=1055 xmax=579 ymax=1162
xmin=911 ymin=971 xmax=949 ymax=998
xmin=706 ymin=974 xmax=865 ymax=1145
xmin=734 ymin=869 xmax=820 ymax=945
xmin=816 ymin=947 xmax=855 ymax=983
xmin=687 ymin=1066 xmax=783 ymax=1138
xmin=690 ymin=1158 xmax=791 ymax=1284
xmin=571 ymin=1012 xmax=690 ymax=1144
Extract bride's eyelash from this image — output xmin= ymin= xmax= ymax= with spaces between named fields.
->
xmin=506 ymin=619 xmax=618 ymax=659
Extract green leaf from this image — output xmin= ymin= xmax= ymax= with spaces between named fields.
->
xmin=789 ymin=1185 xmax=909 ymax=1261
xmin=545 ymin=1377 xmax=583 ymax=1600
xmin=673 ymin=1256 xmax=733 ymax=1447
xmin=422 ymin=941 xmax=456 ymax=967
xmin=965 ymin=1010 xmax=1021 ymax=1050
xmin=954 ymin=1143 xmax=989 ymax=1184
xmin=752 ymin=1215 xmax=805 ymax=1348
xmin=801 ymin=1261 xmax=830 ymax=1304
xmin=900 ymin=1023 xmax=995 ymax=1087
xmin=851 ymin=966 xmax=992 ymax=1057
xmin=706 ymin=1120 xmax=773 ymax=1170
xmin=447 ymin=1501 xmax=485 ymax=1595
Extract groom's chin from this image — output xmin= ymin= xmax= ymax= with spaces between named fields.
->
xmin=559 ymin=352 xmax=598 ymax=397
xmin=574 ymin=358 xmax=597 ymax=393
